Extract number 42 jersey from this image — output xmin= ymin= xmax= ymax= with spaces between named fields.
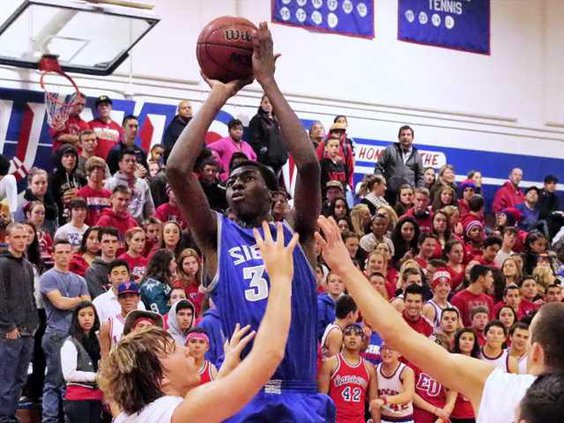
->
xmin=207 ymin=214 xmax=318 ymax=387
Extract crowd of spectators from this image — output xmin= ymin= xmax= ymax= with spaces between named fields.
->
xmin=0 ymin=92 xmax=562 ymax=423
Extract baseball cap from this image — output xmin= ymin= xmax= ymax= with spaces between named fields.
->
xmin=325 ymin=180 xmax=344 ymax=190
xmin=117 ymin=282 xmax=140 ymax=296
xmin=329 ymin=122 xmax=347 ymax=132
xmin=123 ymin=310 xmax=164 ymax=335
xmin=459 ymin=179 xmax=477 ymax=191
xmin=544 ymin=174 xmax=559 ymax=184
xmin=95 ymin=95 xmax=113 ymax=108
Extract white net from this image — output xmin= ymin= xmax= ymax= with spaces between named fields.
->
xmin=41 ymin=71 xmax=80 ymax=131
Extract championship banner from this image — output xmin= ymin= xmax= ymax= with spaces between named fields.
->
xmin=398 ymin=0 xmax=490 ymax=54
xmin=272 ymin=0 xmax=374 ymax=39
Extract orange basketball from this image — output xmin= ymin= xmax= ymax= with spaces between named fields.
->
xmin=196 ymin=16 xmax=257 ymax=83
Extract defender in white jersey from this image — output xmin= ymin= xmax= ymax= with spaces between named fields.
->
xmin=372 ymin=344 xmax=415 ymax=423
xmin=321 ymin=295 xmax=358 ymax=358
xmin=479 ymin=320 xmax=518 ymax=373
xmin=422 ymin=269 xmax=455 ymax=329
xmin=508 ymin=322 xmax=530 ymax=374
xmin=315 ymin=216 xmax=564 ymax=423
xmin=99 ymin=282 xmax=142 ymax=359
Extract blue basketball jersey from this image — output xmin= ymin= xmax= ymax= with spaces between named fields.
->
xmin=208 ymin=213 xmax=318 ymax=386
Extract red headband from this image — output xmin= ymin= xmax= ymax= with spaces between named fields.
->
xmin=185 ymin=332 xmax=209 ymax=344
xmin=133 ymin=317 xmax=155 ymax=328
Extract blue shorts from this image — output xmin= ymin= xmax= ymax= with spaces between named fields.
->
xmin=224 ymin=388 xmax=336 ymax=423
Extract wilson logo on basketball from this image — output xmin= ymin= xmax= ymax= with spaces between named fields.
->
xmin=224 ymin=29 xmax=252 ymax=42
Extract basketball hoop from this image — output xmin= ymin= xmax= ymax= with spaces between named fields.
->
xmin=39 ymin=55 xmax=81 ymax=131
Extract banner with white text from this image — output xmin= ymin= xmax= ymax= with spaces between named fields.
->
xmin=398 ymin=0 xmax=490 ymax=54
xmin=272 ymin=0 xmax=374 ymax=39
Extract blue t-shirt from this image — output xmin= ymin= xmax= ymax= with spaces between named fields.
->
xmin=40 ymin=268 xmax=89 ymax=333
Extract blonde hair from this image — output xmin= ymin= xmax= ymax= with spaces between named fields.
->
xmin=99 ymin=327 xmax=175 ymax=415
xmin=350 ymin=204 xmax=370 ymax=237
xmin=532 ymin=265 xmax=555 ymax=292
xmin=376 ymin=205 xmax=399 ymax=231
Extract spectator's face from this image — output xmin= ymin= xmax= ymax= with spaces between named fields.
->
xmin=169 ymin=289 xmax=187 ymax=305
xmin=71 ymin=96 xmax=86 ymax=115
xmin=503 ymin=231 xmax=516 ymax=248
xmin=404 ymin=293 xmax=423 ymax=318
xmin=146 ymin=224 xmax=161 ymax=242
xmin=441 ymin=167 xmax=455 ymax=184
xmin=6 ymin=227 xmax=28 ymax=255
xmin=150 ymin=146 xmax=164 ymax=162
xmin=482 ymin=271 xmax=494 ymax=291
xmin=201 ymin=164 xmax=219 ymax=184
xmin=128 ymin=231 xmax=146 ymax=254
xmin=371 ymin=217 xmax=386 ymax=237
xmin=100 ymin=234 xmax=118 ymax=258
xmin=504 ymin=289 xmax=521 ymax=308
xmin=163 ymin=223 xmax=181 ymax=248
xmin=380 ymin=345 xmax=400 ymax=364
xmin=325 ymin=139 xmax=340 ymax=159
xmin=117 ymin=293 xmax=139 ymax=314
xmin=483 ymin=243 xmax=500 ymax=262
xmin=374 ymin=180 xmax=387 ymax=197
xmin=326 ymin=187 xmax=342 ymax=202
xmin=521 ymin=279 xmax=538 ymax=300
xmin=119 ymin=154 xmax=137 ymax=175
xmin=458 ymin=332 xmax=476 ymax=354
xmin=433 ymin=213 xmax=447 ymax=233
xmin=272 ymin=193 xmax=289 ymax=218
xmin=149 ymin=162 xmax=160 ymax=177
xmin=344 ymin=237 xmax=359 ymax=258
xmin=419 ymin=238 xmax=436 ymax=258
xmin=530 ymin=238 xmax=546 ymax=254
xmin=337 ymin=219 xmax=349 ymax=233
xmin=544 ymin=179 xmax=557 ymax=193
xmin=229 ymin=125 xmax=243 ymax=142
xmin=471 ymin=313 xmax=488 ymax=331
xmin=28 ymin=204 xmax=45 ymax=226
xmin=30 ymin=174 xmax=48 ymax=197
xmin=260 ymin=96 xmax=272 ymax=114
xmin=61 ymin=153 xmax=76 ymax=171
xmin=369 ymin=275 xmax=388 ymax=297
xmin=509 ymin=168 xmax=523 ymax=186
xmin=503 ymin=259 xmax=518 ymax=277
xmin=86 ymin=230 xmax=100 ymax=255
xmin=424 ymin=168 xmax=435 ymax=185
xmin=375 ymin=243 xmax=391 ymax=261
xmin=440 ymin=311 xmax=458 ymax=334
xmin=545 ymin=286 xmax=562 ymax=303
xmin=111 ymin=192 xmax=131 ymax=214
xmin=53 ymin=243 xmax=72 ymax=267
xmin=463 ymin=187 xmax=475 ymax=201
xmin=182 ymin=256 xmax=199 ymax=278
xmin=110 ymin=265 xmax=130 ymax=288
xmin=23 ymin=224 xmax=35 ymax=246
xmin=510 ymin=328 xmax=530 ymax=351
xmin=186 ymin=337 xmax=209 ymax=360
xmin=400 ymin=222 xmax=415 ymax=241
xmin=440 ymin=188 xmax=453 ymax=205
xmin=326 ymin=274 xmax=344 ymax=296
xmin=468 ymin=226 xmax=484 ymax=242
xmin=406 ymin=273 xmax=423 ymax=287
xmin=342 ymin=330 xmax=363 ymax=351
xmin=367 ymin=254 xmax=385 ymax=273
xmin=447 ymin=242 xmax=464 ymax=264
xmin=498 ymin=307 xmax=516 ymax=329
xmin=178 ymin=101 xmax=192 ymax=119
xmin=77 ymin=306 xmax=95 ymax=332
xmin=471 ymin=171 xmax=482 ymax=187
xmin=485 ymin=325 xmax=505 ymax=349
xmin=123 ymin=119 xmax=139 ymax=140
xmin=333 ymin=199 xmax=347 ymax=219
xmin=525 ymin=189 xmax=538 ymax=204
xmin=177 ymin=308 xmax=194 ymax=331
xmin=80 ymin=133 xmax=98 ymax=154
xmin=310 ymin=123 xmax=325 ymax=141
xmin=434 ymin=280 xmax=451 ymax=299
xmin=88 ymin=165 xmax=105 ymax=183
xmin=414 ymin=193 xmax=429 ymax=212
xmin=97 ymin=102 xmax=112 ymax=119
xmin=398 ymin=129 xmax=413 ymax=149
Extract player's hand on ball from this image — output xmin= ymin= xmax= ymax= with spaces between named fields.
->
xmin=253 ymin=221 xmax=298 ymax=283
xmin=201 ymin=71 xmax=253 ymax=99
xmin=252 ymin=22 xmax=281 ymax=83
xmin=315 ymin=216 xmax=352 ymax=273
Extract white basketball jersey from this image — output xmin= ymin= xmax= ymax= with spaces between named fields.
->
xmin=109 ymin=314 xmax=126 ymax=348
xmin=425 ymin=299 xmax=453 ymax=329
xmin=321 ymin=323 xmax=341 ymax=358
xmin=517 ymin=353 xmax=528 ymax=374
xmin=377 ymin=362 xmax=414 ymax=419
xmin=479 ymin=347 xmax=510 ymax=373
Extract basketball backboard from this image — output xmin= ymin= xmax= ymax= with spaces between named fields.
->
xmin=0 ymin=0 xmax=159 ymax=75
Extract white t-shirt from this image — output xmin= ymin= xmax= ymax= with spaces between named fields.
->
xmin=115 ymin=396 xmax=183 ymax=423
xmin=478 ymin=368 xmax=536 ymax=423
xmin=92 ymin=289 xmax=146 ymax=324
xmin=54 ymin=222 xmax=89 ymax=251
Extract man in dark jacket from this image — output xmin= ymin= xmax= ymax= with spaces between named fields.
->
xmin=538 ymin=174 xmax=563 ymax=239
xmin=106 ymin=115 xmax=149 ymax=175
xmin=0 ymin=223 xmax=38 ymax=421
xmin=374 ymin=125 xmax=425 ymax=204
xmin=248 ymin=95 xmax=288 ymax=176
xmin=163 ymin=100 xmax=193 ymax=163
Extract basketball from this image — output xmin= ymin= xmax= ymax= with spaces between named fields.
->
xmin=196 ymin=16 xmax=257 ymax=83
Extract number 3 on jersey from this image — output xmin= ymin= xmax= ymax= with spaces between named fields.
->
xmin=342 ymin=386 xmax=361 ymax=402
xmin=243 ymin=265 xmax=269 ymax=301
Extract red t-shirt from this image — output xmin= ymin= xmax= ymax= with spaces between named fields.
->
xmin=118 ymin=252 xmax=148 ymax=283
xmin=50 ymin=114 xmax=89 ymax=151
xmin=519 ymin=299 xmax=540 ymax=318
xmin=89 ymin=118 xmax=123 ymax=160
xmin=412 ymin=365 xmax=446 ymax=423
xmin=451 ymin=392 xmax=475 ymax=419
xmin=76 ymin=185 xmax=111 ymax=226
xmin=405 ymin=208 xmax=433 ymax=233
xmin=69 ymin=253 xmax=90 ymax=277
xmin=446 ymin=264 xmax=465 ymax=291
xmin=198 ymin=361 xmax=215 ymax=385
xmin=451 ymin=289 xmax=494 ymax=327
xmin=155 ymin=203 xmax=188 ymax=229
xmin=402 ymin=312 xmax=434 ymax=338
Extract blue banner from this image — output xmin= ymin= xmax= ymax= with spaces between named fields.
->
xmin=398 ymin=0 xmax=490 ymax=54
xmin=272 ymin=0 xmax=374 ymax=39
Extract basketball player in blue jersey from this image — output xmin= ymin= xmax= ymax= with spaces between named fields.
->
xmin=167 ymin=22 xmax=335 ymax=422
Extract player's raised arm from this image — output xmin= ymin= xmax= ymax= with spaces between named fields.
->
xmin=175 ymin=222 xmax=298 ymax=422
xmin=166 ymin=76 xmax=251 ymax=252
xmin=315 ymin=215 xmax=495 ymax=414
xmin=252 ymin=22 xmax=321 ymax=246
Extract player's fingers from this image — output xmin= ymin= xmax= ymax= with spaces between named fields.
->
xmin=275 ymin=222 xmax=284 ymax=246
xmin=231 ymin=324 xmax=251 ymax=343
xmin=286 ymin=233 xmax=299 ymax=254
xmin=262 ymin=221 xmax=273 ymax=244
xmin=314 ymin=231 xmax=328 ymax=250
xmin=253 ymin=227 xmax=264 ymax=248
xmin=233 ymin=330 xmax=256 ymax=353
